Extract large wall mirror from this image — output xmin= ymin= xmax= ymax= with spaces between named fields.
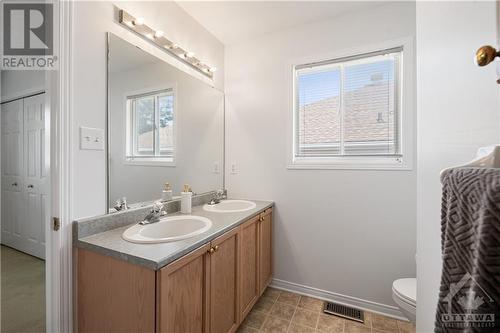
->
xmin=107 ymin=33 xmax=224 ymax=211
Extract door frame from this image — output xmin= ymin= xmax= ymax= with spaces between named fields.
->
xmin=46 ymin=0 xmax=73 ymax=331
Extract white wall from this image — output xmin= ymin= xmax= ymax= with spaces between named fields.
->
xmin=225 ymin=3 xmax=416 ymax=313
xmin=1 ymin=71 xmax=45 ymax=101
xmin=109 ymin=58 xmax=224 ymax=206
xmin=416 ymin=2 xmax=499 ymax=332
xmin=71 ymin=1 xmax=224 ymax=219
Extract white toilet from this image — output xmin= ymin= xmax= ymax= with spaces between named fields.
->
xmin=392 ymin=278 xmax=416 ymax=322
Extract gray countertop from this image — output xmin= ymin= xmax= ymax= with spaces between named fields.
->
xmin=75 ymin=200 xmax=273 ymax=270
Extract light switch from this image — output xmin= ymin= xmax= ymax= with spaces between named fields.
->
xmin=80 ymin=126 xmax=105 ymax=151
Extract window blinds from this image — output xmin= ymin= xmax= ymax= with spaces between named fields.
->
xmin=295 ymin=47 xmax=402 ymax=158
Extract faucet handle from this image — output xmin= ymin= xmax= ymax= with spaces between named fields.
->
xmin=152 ymin=201 xmax=164 ymax=213
xmin=114 ymin=197 xmax=125 ymax=211
xmin=216 ymin=189 xmax=226 ymax=199
xmin=122 ymin=197 xmax=129 ymax=209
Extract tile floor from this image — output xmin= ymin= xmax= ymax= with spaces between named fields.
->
xmin=1 ymin=245 xmax=45 ymax=333
xmin=238 ymin=288 xmax=415 ymax=333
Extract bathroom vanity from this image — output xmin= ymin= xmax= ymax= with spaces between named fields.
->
xmin=73 ymin=29 xmax=274 ymax=333
xmin=74 ymin=200 xmax=273 ymax=333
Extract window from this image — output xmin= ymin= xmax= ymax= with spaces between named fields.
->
xmin=291 ymin=46 xmax=411 ymax=169
xmin=126 ymin=89 xmax=175 ymax=164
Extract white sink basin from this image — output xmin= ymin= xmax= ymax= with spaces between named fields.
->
xmin=122 ymin=215 xmax=212 ymax=244
xmin=203 ymin=200 xmax=256 ymax=213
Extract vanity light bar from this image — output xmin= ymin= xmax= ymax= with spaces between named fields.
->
xmin=118 ymin=9 xmax=216 ymax=78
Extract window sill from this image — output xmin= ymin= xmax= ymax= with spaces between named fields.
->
xmin=287 ymin=156 xmax=412 ymax=171
xmin=123 ymin=158 xmax=175 ymax=167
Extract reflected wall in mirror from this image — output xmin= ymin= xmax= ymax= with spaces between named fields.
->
xmin=107 ymin=33 xmax=224 ymax=210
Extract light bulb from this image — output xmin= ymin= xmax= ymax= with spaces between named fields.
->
xmin=186 ymin=51 xmax=195 ymax=58
xmin=179 ymin=53 xmax=186 ymax=59
xmin=209 ymin=67 xmax=217 ymax=73
xmin=154 ymin=30 xmax=164 ymax=38
xmin=134 ymin=17 xmax=144 ymax=26
xmin=145 ymin=33 xmax=154 ymax=40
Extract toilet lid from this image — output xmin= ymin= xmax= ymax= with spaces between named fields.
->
xmin=392 ymin=278 xmax=416 ymax=307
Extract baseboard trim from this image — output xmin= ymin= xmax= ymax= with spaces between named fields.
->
xmin=270 ymin=278 xmax=407 ymax=321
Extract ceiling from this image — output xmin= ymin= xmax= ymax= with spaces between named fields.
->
xmin=176 ymin=1 xmax=387 ymax=45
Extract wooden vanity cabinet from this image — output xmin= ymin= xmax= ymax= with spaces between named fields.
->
xmin=209 ymin=228 xmax=240 ymax=333
xmin=238 ymin=215 xmax=260 ymax=319
xmin=157 ymin=228 xmax=241 ymax=333
xmin=156 ymin=244 xmax=211 ymax=333
xmin=76 ymin=207 xmax=273 ymax=333
xmin=77 ymin=249 xmax=156 ymax=333
xmin=258 ymin=208 xmax=273 ymax=295
xmin=238 ymin=208 xmax=274 ymax=318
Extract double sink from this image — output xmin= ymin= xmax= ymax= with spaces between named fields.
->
xmin=122 ymin=200 xmax=256 ymax=244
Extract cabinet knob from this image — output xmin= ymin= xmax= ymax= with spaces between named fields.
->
xmin=208 ymin=247 xmax=215 ymax=254
xmin=214 ymin=245 xmax=219 ymax=252
xmin=28 ymin=184 xmax=34 ymax=189
xmin=259 ymin=216 xmax=264 ymax=222
xmin=11 ymin=182 xmax=18 ymax=187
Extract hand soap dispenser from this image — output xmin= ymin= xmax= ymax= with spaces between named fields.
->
xmin=162 ymin=182 xmax=173 ymax=201
xmin=181 ymin=184 xmax=192 ymax=214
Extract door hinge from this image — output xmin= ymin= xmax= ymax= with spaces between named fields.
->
xmin=52 ymin=217 xmax=61 ymax=231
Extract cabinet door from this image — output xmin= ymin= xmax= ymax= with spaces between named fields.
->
xmin=23 ymin=93 xmax=47 ymax=259
xmin=157 ymin=244 xmax=211 ymax=333
xmin=209 ymin=227 xmax=239 ymax=333
xmin=77 ymin=249 xmax=156 ymax=333
xmin=259 ymin=208 xmax=273 ymax=295
xmin=1 ymin=94 xmax=46 ymax=259
xmin=239 ymin=216 xmax=260 ymax=319
xmin=1 ymin=99 xmax=24 ymax=251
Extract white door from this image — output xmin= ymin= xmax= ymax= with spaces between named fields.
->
xmin=1 ymin=99 xmax=24 ymax=250
xmin=1 ymin=94 xmax=46 ymax=259
xmin=23 ymin=94 xmax=47 ymax=259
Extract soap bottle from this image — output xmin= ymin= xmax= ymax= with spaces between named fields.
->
xmin=162 ymin=182 xmax=173 ymax=201
xmin=181 ymin=184 xmax=192 ymax=214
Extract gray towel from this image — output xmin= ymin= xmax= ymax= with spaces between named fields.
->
xmin=435 ymin=167 xmax=500 ymax=332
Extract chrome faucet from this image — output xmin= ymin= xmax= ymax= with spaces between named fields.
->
xmin=140 ymin=201 xmax=166 ymax=225
xmin=209 ymin=189 xmax=227 ymax=205
xmin=114 ymin=197 xmax=129 ymax=211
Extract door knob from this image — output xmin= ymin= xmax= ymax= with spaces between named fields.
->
xmin=476 ymin=45 xmax=499 ymax=67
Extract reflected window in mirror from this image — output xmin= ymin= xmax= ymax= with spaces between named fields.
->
xmin=125 ymin=89 xmax=175 ymax=165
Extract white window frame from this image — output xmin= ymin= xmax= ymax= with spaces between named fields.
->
xmin=287 ymin=38 xmax=414 ymax=171
xmin=124 ymin=87 xmax=176 ymax=166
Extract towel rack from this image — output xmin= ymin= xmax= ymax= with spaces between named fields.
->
xmin=440 ymin=145 xmax=500 ymax=176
